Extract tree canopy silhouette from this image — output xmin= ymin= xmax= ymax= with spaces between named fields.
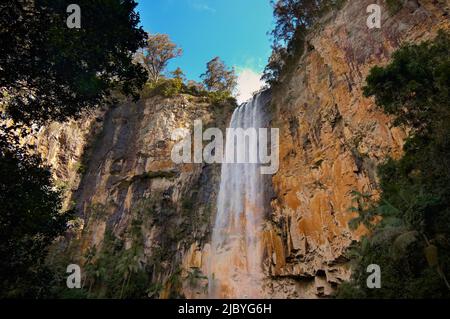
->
xmin=0 ymin=0 xmax=149 ymax=298
xmin=0 ymin=0 xmax=148 ymax=125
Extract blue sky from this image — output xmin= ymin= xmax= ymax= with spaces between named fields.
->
xmin=136 ymin=0 xmax=274 ymax=103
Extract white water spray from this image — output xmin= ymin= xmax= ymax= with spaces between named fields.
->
xmin=208 ymin=92 xmax=270 ymax=298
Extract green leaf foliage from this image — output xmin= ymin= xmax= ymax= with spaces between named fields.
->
xmin=0 ymin=128 xmax=72 ymax=298
xmin=0 ymin=0 xmax=147 ymax=125
xmin=339 ymin=30 xmax=450 ymax=298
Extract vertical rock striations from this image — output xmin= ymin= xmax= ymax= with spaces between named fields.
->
xmin=264 ymin=0 xmax=449 ymax=297
xmin=36 ymin=95 xmax=234 ymax=298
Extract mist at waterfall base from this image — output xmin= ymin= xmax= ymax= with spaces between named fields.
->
xmin=208 ymin=91 xmax=272 ymax=298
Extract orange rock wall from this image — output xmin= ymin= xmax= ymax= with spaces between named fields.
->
xmin=263 ymin=0 xmax=449 ymax=297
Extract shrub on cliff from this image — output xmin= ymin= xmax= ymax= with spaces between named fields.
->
xmin=142 ymin=78 xmax=185 ymax=98
xmin=338 ymin=30 xmax=450 ymax=298
xmin=141 ymin=76 xmax=235 ymax=105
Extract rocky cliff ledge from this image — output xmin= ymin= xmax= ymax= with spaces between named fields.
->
xmin=263 ymin=0 xmax=449 ymax=297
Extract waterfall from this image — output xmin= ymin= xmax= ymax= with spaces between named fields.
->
xmin=208 ymin=91 xmax=270 ymax=298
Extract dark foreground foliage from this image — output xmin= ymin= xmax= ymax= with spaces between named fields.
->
xmin=0 ymin=0 xmax=147 ymax=298
xmin=0 ymin=126 xmax=72 ymax=298
xmin=0 ymin=0 xmax=147 ymax=125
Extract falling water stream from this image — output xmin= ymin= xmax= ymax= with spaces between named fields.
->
xmin=208 ymin=92 xmax=270 ymax=298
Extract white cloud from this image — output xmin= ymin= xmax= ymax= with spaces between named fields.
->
xmin=188 ymin=0 xmax=216 ymax=13
xmin=235 ymin=68 xmax=266 ymax=104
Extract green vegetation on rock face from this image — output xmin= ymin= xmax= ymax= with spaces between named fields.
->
xmin=48 ymin=203 xmax=150 ymax=299
xmin=338 ymin=30 xmax=450 ymax=298
xmin=54 ymin=180 xmax=213 ymax=299
xmin=386 ymin=0 xmax=404 ymax=15
xmin=80 ymin=226 xmax=149 ymax=299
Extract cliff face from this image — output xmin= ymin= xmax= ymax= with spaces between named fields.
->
xmin=36 ymin=95 xmax=233 ymax=298
xmin=264 ymin=0 xmax=449 ymax=297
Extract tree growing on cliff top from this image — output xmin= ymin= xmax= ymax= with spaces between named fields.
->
xmin=137 ymin=33 xmax=183 ymax=83
xmin=201 ymin=57 xmax=237 ymax=94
